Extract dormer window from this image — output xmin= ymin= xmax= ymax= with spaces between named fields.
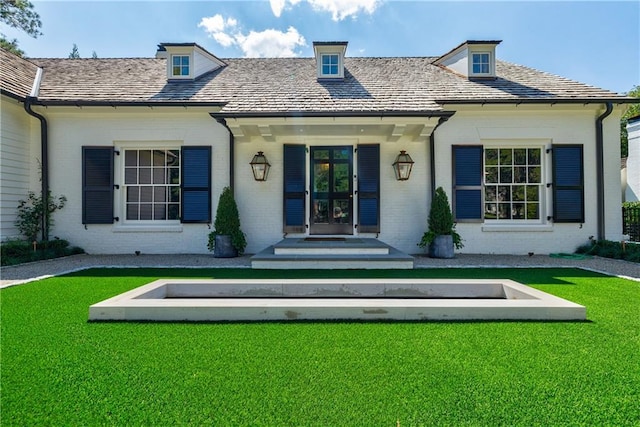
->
xmin=313 ymin=41 xmax=348 ymax=80
xmin=172 ymin=55 xmax=190 ymax=77
xmin=434 ymin=40 xmax=501 ymax=80
xmin=321 ymin=54 xmax=339 ymax=76
xmin=471 ymin=52 xmax=490 ymax=75
xmin=157 ymin=43 xmax=227 ymax=81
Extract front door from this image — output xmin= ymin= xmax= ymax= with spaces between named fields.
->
xmin=310 ymin=146 xmax=353 ymax=235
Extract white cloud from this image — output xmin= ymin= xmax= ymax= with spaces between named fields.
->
xmin=269 ymin=0 xmax=379 ymax=21
xmin=270 ymin=0 xmax=303 ymax=17
xmin=235 ymin=27 xmax=306 ymax=58
xmin=199 ymin=14 xmax=305 ymax=57
xmin=198 ymin=14 xmax=237 ymax=34
xmin=308 ymin=0 xmax=380 ymax=21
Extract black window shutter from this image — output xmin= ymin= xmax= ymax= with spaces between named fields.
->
xmin=283 ymin=144 xmax=306 ymax=233
xmin=553 ymin=145 xmax=584 ymax=223
xmin=82 ymin=147 xmax=114 ymax=224
xmin=357 ymin=144 xmax=380 ymax=233
xmin=181 ymin=146 xmax=211 ymax=223
xmin=452 ymin=145 xmax=483 ymax=221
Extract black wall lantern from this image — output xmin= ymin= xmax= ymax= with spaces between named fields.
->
xmin=250 ymin=151 xmax=270 ymax=181
xmin=392 ymin=150 xmax=414 ymax=181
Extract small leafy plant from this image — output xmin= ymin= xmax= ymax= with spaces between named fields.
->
xmin=208 ymin=186 xmax=247 ymax=255
xmin=15 ymin=190 xmax=67 ymax=241
xmin=418 ymin=187 xmax=463 ymax=250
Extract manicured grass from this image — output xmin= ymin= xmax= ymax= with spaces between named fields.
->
xmin=1 ymin=268 xmax=639 ymax=426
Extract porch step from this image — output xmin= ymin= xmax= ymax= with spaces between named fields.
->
xmin=251 ymin=238 xmax=414 ymax=269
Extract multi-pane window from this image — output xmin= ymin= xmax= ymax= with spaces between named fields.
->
xmin=321 ymin=54 xmax=339 ymax=76
xmin=484 ymin=148 xmax=542 ymax=221
xmin=472 ymin=53 xmax=490 ymax=74
xmin=172 ymin=55 xmax=190 ymax=76
xmin=124 ymin=149 xmax=180 ymax=221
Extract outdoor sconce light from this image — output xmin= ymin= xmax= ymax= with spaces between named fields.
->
xmin=250 ymin=151 xmax=270 ymax=181
xmin=392 ymin=150 xmax=414 ymax=181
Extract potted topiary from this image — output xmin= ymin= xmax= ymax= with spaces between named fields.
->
xmin=208 ymin=186 xmax=247 ymax=258
xmin=418 ymin=186 xmax=463 ymax=259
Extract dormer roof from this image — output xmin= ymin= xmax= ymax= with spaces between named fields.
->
xmin=156 ymin=42 xmax=226 ymax=81
xmin=313 ymin=41 xmax=348 ymax=80
xmin=434 ymin=40 xmax=502 ymax=80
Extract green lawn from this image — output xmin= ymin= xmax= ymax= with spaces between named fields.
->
xmin=1 ymin=268 xmax=639 ymax=426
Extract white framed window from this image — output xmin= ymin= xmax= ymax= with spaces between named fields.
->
xmin=171 ymin=55 xmax=190 ymax=77
xmin=483 ymin=147 xmax=543 ymax=222
xmin=471 ymin=52 xmax=490 ymax=75
xmin=321 ymin=54 xmax=339 ymax=76
xmin=123 ymin=148 xmax=181 ymax=222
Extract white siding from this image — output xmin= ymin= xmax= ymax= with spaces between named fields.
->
xmin=0 ymin=96 xmax=36 ymax=241
xmin=625 ymin=118 xmax=640 ymax=202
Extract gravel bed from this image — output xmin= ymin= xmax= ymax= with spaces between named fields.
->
xmin=1 ymin=253 xmax=638 ymax=288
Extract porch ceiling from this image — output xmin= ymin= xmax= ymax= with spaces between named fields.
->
xmin=223 ymin=116 xmax=439 ymax=143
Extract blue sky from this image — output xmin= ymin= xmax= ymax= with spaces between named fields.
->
xmin=3 ymin=1 xmax=639 ymax=94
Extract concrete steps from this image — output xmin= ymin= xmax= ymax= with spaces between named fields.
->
xmin=250 ymin=238 xmax=414 ymax=269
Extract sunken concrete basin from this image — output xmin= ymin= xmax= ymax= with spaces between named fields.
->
xmin=89 ymin=279 xmax=586 ymax=321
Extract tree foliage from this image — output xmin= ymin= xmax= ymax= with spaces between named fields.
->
xmin=0 ymin=36 xmax=23 ymax=56
xmin=68 ymin=43 xmax=80 ymax=59
xmin=0 ymin=0 xmax=42 ymax=37
xmin=621 ymin=85 xmax=640 ymax=158
xmin=0 ymin=0 xmax=41 ymax=57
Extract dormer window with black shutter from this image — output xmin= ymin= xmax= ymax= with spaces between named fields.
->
xmin=313 ymin=41 xmax=347 ymax=80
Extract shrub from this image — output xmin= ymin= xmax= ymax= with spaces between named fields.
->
xmin=15 ymin=190 xmax=66 ymax=241
xmin=0 ymin=238 xmax=84 ymax=266
xmin=418 ymin=187 xmax=463 ymax=249
xmin=576 ymin=239 xmax=639 ymax=263
xmin=208 ymin=187 xmax=247 ymax=255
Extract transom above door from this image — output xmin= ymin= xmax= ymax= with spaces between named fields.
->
xmin=310 ymin=146 xmax=353 ymax=235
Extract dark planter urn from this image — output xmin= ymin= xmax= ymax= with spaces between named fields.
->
xmin=214 ymin=235 xmax=238 ymax=258
xmin=429 ymin=235 xmax=455 ymax=259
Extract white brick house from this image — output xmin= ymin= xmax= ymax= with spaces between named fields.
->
xmin=1 ymin=40 xmax=637 ymax=255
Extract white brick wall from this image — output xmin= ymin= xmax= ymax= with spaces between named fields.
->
xmin=33 ymin=103 xmax=624 ymax=255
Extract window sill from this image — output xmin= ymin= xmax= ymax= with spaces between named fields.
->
xmin=481 ymin=224 xmax=552 ymax=232
xmin=113 ymin=225 xmax=183 ymax=233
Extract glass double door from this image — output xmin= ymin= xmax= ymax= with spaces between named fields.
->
xmin=310 ymin=146 xmax=353 ymax=235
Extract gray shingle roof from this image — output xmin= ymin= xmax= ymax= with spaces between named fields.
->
xmin=0 ymin=49 xmax=39 ymax=99
xmin=14 ymin=51 xmax=631 ymax=113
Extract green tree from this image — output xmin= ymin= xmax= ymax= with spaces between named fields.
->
xmin=0 ymin=36 xmax=23 ymax=56
xmin=621 ymin=85 xmax=640 ymax=157
xmin=68 ymin=43 xmax=80 ymax=59
xmin=0 ymin=0 xmax=42 ymax=57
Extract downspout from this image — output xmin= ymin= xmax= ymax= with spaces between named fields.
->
xmin=215 ymin=117 xmax=235 ymax=193
xmin=429 ymin=116 xmax=451 ymax=196
xmin=595 ymin=102 xmax=613 ymax=241
xmin=23 ymin=68 xmax=49 ymax=240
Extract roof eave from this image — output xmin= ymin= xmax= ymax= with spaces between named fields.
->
xmin=210 ymin=110 xmax=456 ymax=119
xmin=30 ymin=99 xmax=228 ymax=108
xmin=436 ymin=98 xmax=639 ymax=105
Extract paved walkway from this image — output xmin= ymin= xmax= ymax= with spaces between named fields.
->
xmin=1 ymin=253 xmax=638 ymax=288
